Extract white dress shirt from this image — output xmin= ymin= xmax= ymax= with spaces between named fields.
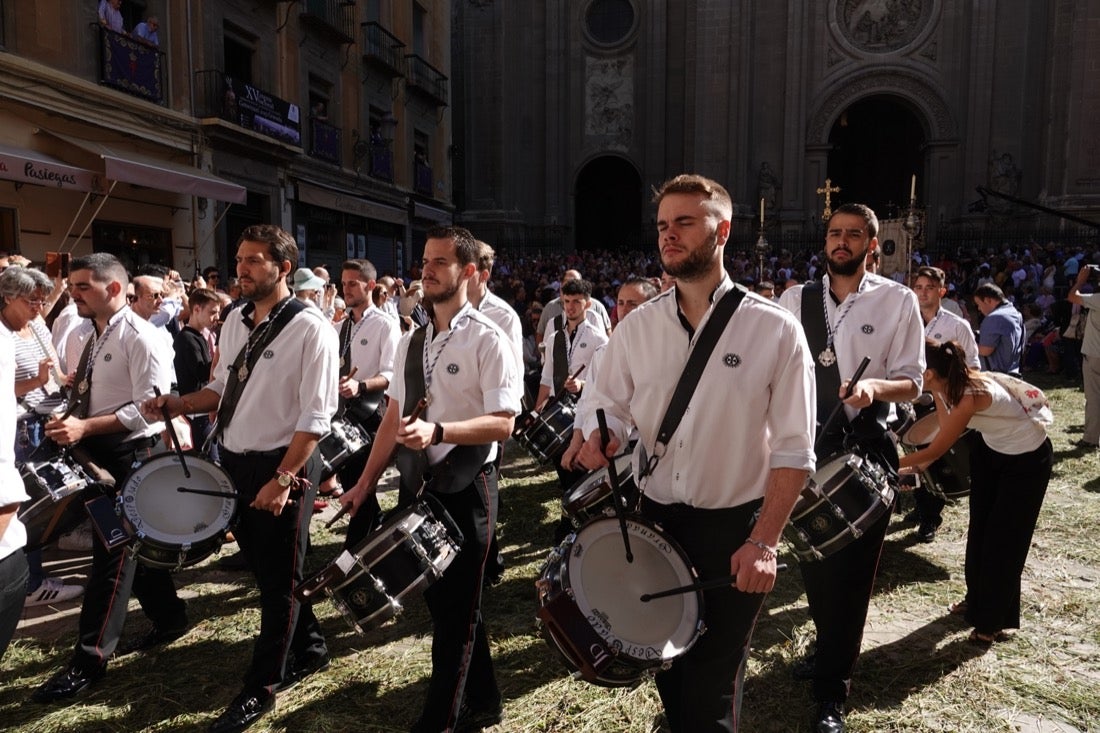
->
xmin=73 ymin=308 xmax=172 ymax=441
xmin=925 ymin=307 xmax=980 ymax=368
xmin=52 ymin=302 xmax=86 ymax=375
xmin=779 ymin=273 xmax=925 ymax=421
xmin=387 ymin=303 xmax=522 ymax=466
xmin=537 ymin=296 xmax=611 ymax=340
xmin=540 ymin=318 xmax=609 ymax=396
xmin=0 ymin=321 xmax=29 ymax=560
xmin=580 ymin=277 xmax=817 ymax=509
xmin=341 ymin=305 xmax=400 ymax=384
xmin=208 ymin=300 xmax=339 ymax=452
xmin=477 ymin=290 xmax=523 ymax=376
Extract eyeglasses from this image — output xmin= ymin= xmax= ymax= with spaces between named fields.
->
xmin=22 ymin=298 xmax=47 ymax=308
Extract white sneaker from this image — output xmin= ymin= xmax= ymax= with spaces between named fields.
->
xmin=25 ymin=577 xmax=85 ymax=607
xmin=57 ymin=524 xmax=93 ymax=552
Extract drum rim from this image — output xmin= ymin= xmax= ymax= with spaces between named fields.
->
xmin=120 ymin=452 xmax=236 ymax=544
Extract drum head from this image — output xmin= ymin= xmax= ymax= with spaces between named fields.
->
xmin=120 ymin=454 xmax=236 ymax=546
xmin=566 ymin=517 xmax=699 ymax=661
xmin=901 ymin=413 xmax=940 ymax=448
xmin=812 ymin=454 xmax=856 ymax=493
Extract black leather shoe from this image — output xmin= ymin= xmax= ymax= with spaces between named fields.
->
xmin=124 ymin=624 xmax=189 ymax=653
xmin=31 ymin=663 xmax=105 ymax=703
xmin=217 ymin=551 xmax=249 ymax=571
xmin=209 ymin=690 xmax=274 ymax=733
xmin=275 ymin=652 xmax=330 ymax=693
xmin=791 ymin=653 xmax=816 ymax=681
xmin=811 ymin=701 xmax=845 ymax=733
xmin=455 ymin=700 xmax=503 ymax=732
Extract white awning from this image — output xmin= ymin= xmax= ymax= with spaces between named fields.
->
xmin=0 ymin=142 xmax=104 ymax=193
xmin=37 ymin=129 xmax=247 ymax=204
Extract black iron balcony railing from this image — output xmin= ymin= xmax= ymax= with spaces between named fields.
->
xmin=94 ymin=24 xmax=166 ymax=105
xmin=414 ymin=160 xmax=433 ymax=196
xmin=369 ymin=144 xmax=394 ymax=181
xmin=194 ymin=70 xmax=302 ymax=147
xmin=404 ymin=55 xmax=448 ymax=106
xmin=361 ymin=22 xmax=406 ymax=77
xmin=300 ymin=0 xmax=355 ymax=44
xmin=309 ymin=116 xmax=342 ymax=165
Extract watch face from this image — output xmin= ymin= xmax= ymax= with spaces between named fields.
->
xmin=278 ymin=474 xmax=293 ymax=487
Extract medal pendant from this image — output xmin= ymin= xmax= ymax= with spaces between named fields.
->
xmin=238 ymin=365 xmax=250 ymax=381
xmin=818 ymin=347 xmax=836 ymax=368
xmin=339 ymin=357 xmax=345 ymax=368
xmin=78 ymin=380 xmax=89 ymax=394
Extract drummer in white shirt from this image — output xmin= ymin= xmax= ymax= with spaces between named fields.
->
xmin=579 ymin=174 xmax=815 ymax=733
xmin=0 ymin=306 xmax=30 ymax=663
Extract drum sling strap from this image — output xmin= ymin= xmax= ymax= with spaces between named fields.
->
xmin=552 ymin=326 xmax=569 ymax=396
xmin=396 ymin=325 xmax=492 ymax=500
xmin=638 ymin=284 xmax=748 ymax=482
xmin=208 ymin=297 xmax=307 ymax=447
xmin=338 ymin=315 xmax=384 ymax=428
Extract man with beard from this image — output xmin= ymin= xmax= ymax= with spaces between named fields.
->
xmin=34 ymin=254 xmax=186 ymax=703
xmin=778 ymin=203 xmax=924 ymax=733
xmin=340 ymin=225 xmax=521 ymax=733
xmin=578 ymin=175 xmax=815 ymax=732
xmin=335 ymin=258 xmax=399 ymax=546
xmin=145 ymin=225 xmax=338 ymax=733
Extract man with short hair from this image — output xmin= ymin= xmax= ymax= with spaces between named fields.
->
xmin=1068 ymin=265 xmax=1100 ymax=449
xmin=467 ymin=241 xmax=523 ymax=376
xmin=340 ymin=225 xmax=521 ymax=733
xmin=973 ymin=282 xmax=1024 ymax=375
xmin=535 ymin=278 xmax=608 ymax=413
xmin=133 ymin=15 xmax=159 ymax=46
xmin=173 ymin=288 xmax=220 ymax=447
xmin=34 ymin=253 xmax=185 ymax=703
xmin=535 ymin=269 xmax=612 ymax=346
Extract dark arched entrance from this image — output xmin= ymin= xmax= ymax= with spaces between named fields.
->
xmin=827 ymin=96 xmax=926 ymax=218
xmin=574 ymin=156 xmax=642 ymax=251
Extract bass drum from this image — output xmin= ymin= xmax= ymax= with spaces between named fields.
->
xmin=536 ymin=515 xmax=705 ymax=687
xmin=119 ymin=453 xmax=237 ymax=569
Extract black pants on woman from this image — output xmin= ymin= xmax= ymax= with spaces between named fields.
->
xmin=964 ymin=437 xmax=1052 ymax=634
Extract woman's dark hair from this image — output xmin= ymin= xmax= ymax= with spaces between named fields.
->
xmin=925 ymin=338 xmax=980 ymax=407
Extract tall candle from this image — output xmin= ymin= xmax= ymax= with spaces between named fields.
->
xmin=760 ymin=197 xmax=765 ymax=226
xmin=910 ymin=174 xmax=916 ymax=202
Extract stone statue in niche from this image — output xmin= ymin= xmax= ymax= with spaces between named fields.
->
xmin=757 ymin=162 xmax=781 ymax=211
xmin=989 ymin=151 xmax=1022 ymax=198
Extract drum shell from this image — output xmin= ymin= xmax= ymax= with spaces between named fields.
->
xmin=316 ymin=418 xmax=371 ymax=481
xmin=562 ymin=452 xmax=638 ymax=526
xmin=512 ymin=400 xmax=575 ymax=464
xmin=899 ymin=411 xmax=975 ymax=501
xmin=18 ymin=458 xmax=93 ymax=551
xmin=784 ymin=453 xmax=895 ymax=562
xmin=536 ymin=515 xmax=704 ymax=687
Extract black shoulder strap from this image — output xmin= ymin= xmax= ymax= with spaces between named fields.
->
xmin=646 ymin=285 xmax=748 ymax=463
xmin=403 ymin=324 xmax=429 ymax=415
xmin=337 ymin=316 xmax=354 ymax=378
xmin=801 ymin=280 xmax=844 ymax=422
xmin=211 ymin=298 xmax=308 ymax=442
xmin=552 ymin=328 xmax=568 ymax=395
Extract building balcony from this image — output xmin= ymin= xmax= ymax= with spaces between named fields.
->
xmin=414 ymin=160 xmax=433 ymax=196
xmin=361 ymin=22 xmax=406 ymax=77
xmin=369 ymin=145 xmax=394 ymax=182
xmin=404 ymin=55 xmax=448 ymax=106
xmin=300 ymin=0 xmax=355 ymax=44
xmin=309 ymin=116 xmax=342 ymax=165
xmin=194 ymin=70 xmax=302 ymax=148
xmin=94 ymin=24 xmax=166 ymax=105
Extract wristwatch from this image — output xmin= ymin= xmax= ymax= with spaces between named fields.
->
xmin=276 ymin=472 xmax=296 ymax=489
xmin=431 ymin=423 xmax=444 ymax=445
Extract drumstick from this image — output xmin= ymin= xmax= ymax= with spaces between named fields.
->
xmin=28 ymin=324 xmax=65 ymax=385
xmin=640 ymin=563 xmax=790 ymax=602
xmin=537 ymin=365 xmax=585 ymax=413
xmin=814 ymin=356 xmax=871 ymax=450
xmin=596 ymin=408 xmax=632 ymax=564
xmin=176 ymin=487 xmax=237 ymax=499
xmin=325 ymin=396 xmax=429 ymax=529
xmin=154 ymin=386 xmax=190 ymax=479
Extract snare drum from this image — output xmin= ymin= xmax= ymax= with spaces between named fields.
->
xmin=119 ymin=453 xmax=237 ymax=569
xmin=899 ymin=411 xmax=975 ymax=501
xmin=317 ymin=418 xmax=371 ymax=480
xmin=536 ymin=515 xmax=705 ymax=687
xmin=562 ymin=452 xmax=638 ymax=526
xmin=18 ymin=457 xmax=93 ymax=551
xmin=513 ymin=399 xmax=575 ymax=464
xmin=784 ymin=452 xmax=895 ymax=562
xmin=298 ymin=501 xmax=460 ymax=634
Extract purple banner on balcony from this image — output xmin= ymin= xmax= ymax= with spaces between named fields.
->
xmin=102 ymin=30 xmax=162 ymax=103
xmin=310 ymin=118 xmax=341 ymax=165
xmin=222 ymin=77 xmax=302 ymax=146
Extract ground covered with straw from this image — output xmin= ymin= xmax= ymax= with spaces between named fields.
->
xmin=3 ymin=373 xmax=1098 ymax=732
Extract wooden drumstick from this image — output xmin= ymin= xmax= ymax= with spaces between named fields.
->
xmin=325 ymin=397 xmax=429 ymax=529
xmin=154 ymin=386 xmax=190 ymax=479
xmin=814 ymin=356 xmax=871 ymax=450
xmin=597 ymin=408 xmax=632 ymax=564
xmin=640 ymin=563 xmax=789 ymax=602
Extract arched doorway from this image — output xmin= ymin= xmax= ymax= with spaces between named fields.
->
xmin=827 ymin=96 xmax=926 ymax=218
xmin=574 ymin=156 xmax=642 ymax=251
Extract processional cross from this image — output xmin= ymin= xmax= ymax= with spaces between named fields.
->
xmin=816 ymin=178 xmax=841 ymax=221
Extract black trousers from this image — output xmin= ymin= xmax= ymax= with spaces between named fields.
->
xmin=73 ymin=436 xmax=186 ymax=671
xmin=219 ymin=448 xmax=326 ymax=695
xmin=964 ymin=437 xmax=1051 ymax=634
xmin=408 ymin=466 xmax=500 ymax=732
xmin=800 ymin=430 xmax=896 ymax=703
xmin=0 ymin=549 xmax=29 ymax=661
xmin=913 ymin=485 xmax=946 ymax=525
xmin=641 ymin=496 xmax=766 ymax=733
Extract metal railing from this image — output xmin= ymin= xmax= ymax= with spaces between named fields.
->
xmin=309 ymin=117 xmax=342 ymax=165
xmin=369 ymin=144 xmax=394 ymax=181
xmin=300 ymin=0 xmax=355 ymax=43
xmin=94 ymin=24 xmax=166 ymax=105
xmin=414 ymin=160 xmax=433 ymax=195
xmin=404 ymin=54 xmax=448 ymax=105
xmin=193 ymin=70 xmax=303 ymax=147
xmin=361 ymin=22 xmax=406 ymax=77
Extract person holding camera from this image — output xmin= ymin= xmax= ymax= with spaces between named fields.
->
xmin=1068 ymin=264 xmax=1100 ymax=449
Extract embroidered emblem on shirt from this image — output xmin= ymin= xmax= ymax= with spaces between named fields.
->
xmin=447 ymin=363 xmax=459 ymax=374
xmin=723 ymin=353 xmax=741 ymax=367
xmin=580 ymin=342 xmax=588 ymax=348
xmin=360 ymin=338 xmax=368 ymax=345
xmin=263 ymin=349 xmax=275 ymax=359
xmin=103 ymin=353 xmax=112 ymax=362
xmin=861 ymin=324 xmax=874 ymax=334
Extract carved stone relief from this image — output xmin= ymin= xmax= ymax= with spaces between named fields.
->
xmin=585 ymin=56 xmax=633 ymax=149
xmin=837 ymin=0 xmax=933 ymax=53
